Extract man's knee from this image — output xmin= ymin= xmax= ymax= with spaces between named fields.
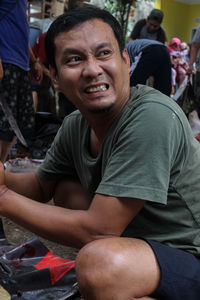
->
xmin=75 ymin=237 xmax=160 ymax=299
xmin=75 ymin=238 xmax=119 ymax=296
xmin=75 ymin=237 xmax=149 ymax=280
xmin=76 ymin=238 xmax=114 ymax=277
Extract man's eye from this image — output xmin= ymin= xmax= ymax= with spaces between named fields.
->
xmin=99 ymin=50 xmax=110 ymax=56
xmin=67 ymin=56 xmax=81 ymax=63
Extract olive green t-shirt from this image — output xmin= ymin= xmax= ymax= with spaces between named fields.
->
xmin=38 ymin=85 xmax=200 ymax=256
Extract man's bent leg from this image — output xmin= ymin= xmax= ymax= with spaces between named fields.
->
xmin=75 ymin=237 xmax=160 ymax=300
xmin=53 ymin=179 xmax=91 ymax=210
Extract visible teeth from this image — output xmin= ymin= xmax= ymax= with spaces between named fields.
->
xmin=86 ymin=85 xmax=107 ymax=93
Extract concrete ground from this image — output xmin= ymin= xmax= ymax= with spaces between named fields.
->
xmin=2 ymin=216 xmax=78 ymax=260
xmin=3 ymin=159 xmax=78 ymax=260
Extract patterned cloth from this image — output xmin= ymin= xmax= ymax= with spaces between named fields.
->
xmin=0 ymin=63 xmax=35 ymax=141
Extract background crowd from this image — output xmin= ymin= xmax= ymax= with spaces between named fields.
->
xmin=1 ymin=3 xmax=200 ymax=163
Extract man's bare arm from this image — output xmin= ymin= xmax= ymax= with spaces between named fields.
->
xmin=0 ymin=191 xmax=146 ymax=249
xmin=187 ymin=42 xmax=200 ymax=73
xmin=1 ymin=165 xmax=145 ymax=249
xmin=0 ymin=59 xmax=3 ymax=82
xmin=5 ymin=170 xmax=57 ymax=202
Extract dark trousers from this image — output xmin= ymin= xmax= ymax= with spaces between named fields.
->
xmin=130 ymin=45 xmax=172 ymax=96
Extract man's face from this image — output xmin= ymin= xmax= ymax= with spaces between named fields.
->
xmin=146 ymin=19 xmax=160 ymax=33
xmin=50 ymin=19 xmax=130 ymax=115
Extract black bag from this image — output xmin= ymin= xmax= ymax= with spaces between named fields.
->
xmin=0 ymin=219 xmax=81 ymax=299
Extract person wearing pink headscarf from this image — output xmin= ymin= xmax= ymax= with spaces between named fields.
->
xmin=168 ymin=37 xmax=188 ymax=91
xmin=167 ymin=37 xmax=181 ymax=53
xmin=168 ymin=38 xmax=181 ymax=94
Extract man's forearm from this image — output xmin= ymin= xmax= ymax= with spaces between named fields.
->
xmin=189 ymin=43 xmax=200 ymax=66
xmin=0 ymin=187 xmax=93 ymax=248
xmin=29 ymin=45 xmax=37 ymax=65
xmin=4 ymin=171 xmax=51 ymax=202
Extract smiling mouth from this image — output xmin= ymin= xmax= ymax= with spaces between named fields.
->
xmin=85 ymin=84 xmax=108 ymax=93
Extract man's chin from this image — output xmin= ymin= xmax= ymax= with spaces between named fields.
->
xmin=148 ymin=29 xmax=157 ymax=34
xmin=88 ymin=103 xmax=114 ymax=114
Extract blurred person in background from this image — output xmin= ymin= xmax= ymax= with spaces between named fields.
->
xmin=32 ymin=32 xmax=56 ymax=114
xmin=187 ymin=26 xmax=200 ymax=113
xmin=0 ymin=0 xmax=42 ymax=162
xmin=168 ymin=38 xmax=189 ymax=88
xmin=126 ymin=39 xmax=171 ymax=96
xmin=129 ymin=8 xmax=167 ymax=44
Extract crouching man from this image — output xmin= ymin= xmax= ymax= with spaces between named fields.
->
xmin=0 ymin=7 xmax=200 ymax=300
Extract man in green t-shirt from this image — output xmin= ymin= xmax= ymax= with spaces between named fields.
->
xmin=0 ymin=7 xmax=200 ymax=300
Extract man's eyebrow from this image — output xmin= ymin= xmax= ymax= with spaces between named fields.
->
xmin=62 ymin=48 xmax=82 ymax=56
xmin=61 ymin=42 xmax=113 ymax=56
xmin=95 ymin=42 xmax=113 ymax=51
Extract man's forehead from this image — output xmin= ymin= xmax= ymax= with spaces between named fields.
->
xmin=54 ymin=19 xmax=117 ymax=49
xmin=57 ymin=19 xmax=114 ymax=39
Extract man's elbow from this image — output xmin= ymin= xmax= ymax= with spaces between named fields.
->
xmin=192 ymin=43 xmax=200 ymax=50
xmin=83 ymin=226 xmax=122 ymax=246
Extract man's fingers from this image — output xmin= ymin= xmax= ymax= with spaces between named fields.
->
xmin=0 ymin=161 xmax=5 ymax=186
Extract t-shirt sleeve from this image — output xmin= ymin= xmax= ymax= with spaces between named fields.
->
xmin=37 ymin=116 xmax=78 ymax=181
xmin=96 ymin=101 xmax=185 ymax=205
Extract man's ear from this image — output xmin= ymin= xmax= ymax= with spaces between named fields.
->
xmin=122 ymin=48 xmax=131 ymax=74
xmin=49 ymin=65 xmax=60 ymax=90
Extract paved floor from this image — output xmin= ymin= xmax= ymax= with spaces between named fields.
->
xmin=2 ymin=216 xmax=78 ymax=260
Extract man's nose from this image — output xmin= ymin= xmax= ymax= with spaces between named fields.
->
xmin=82 ymin=57 xmax=102 ymax=78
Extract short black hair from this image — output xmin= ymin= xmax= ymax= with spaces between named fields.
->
xmin=45 ymin=6 xmax=125 ymax=69
xmin=148 ymin=9 xmax=164 ymax=24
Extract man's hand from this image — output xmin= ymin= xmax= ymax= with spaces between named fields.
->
xmin=0 ymin=59 xmax=4 ymax=82
xmin=30 ymin=59 xmax=43 ymax=84
xmin=0 ymin=161 xmax=8 ymax=198
xmin=187 ymin=64 xmax=196 ymax=75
